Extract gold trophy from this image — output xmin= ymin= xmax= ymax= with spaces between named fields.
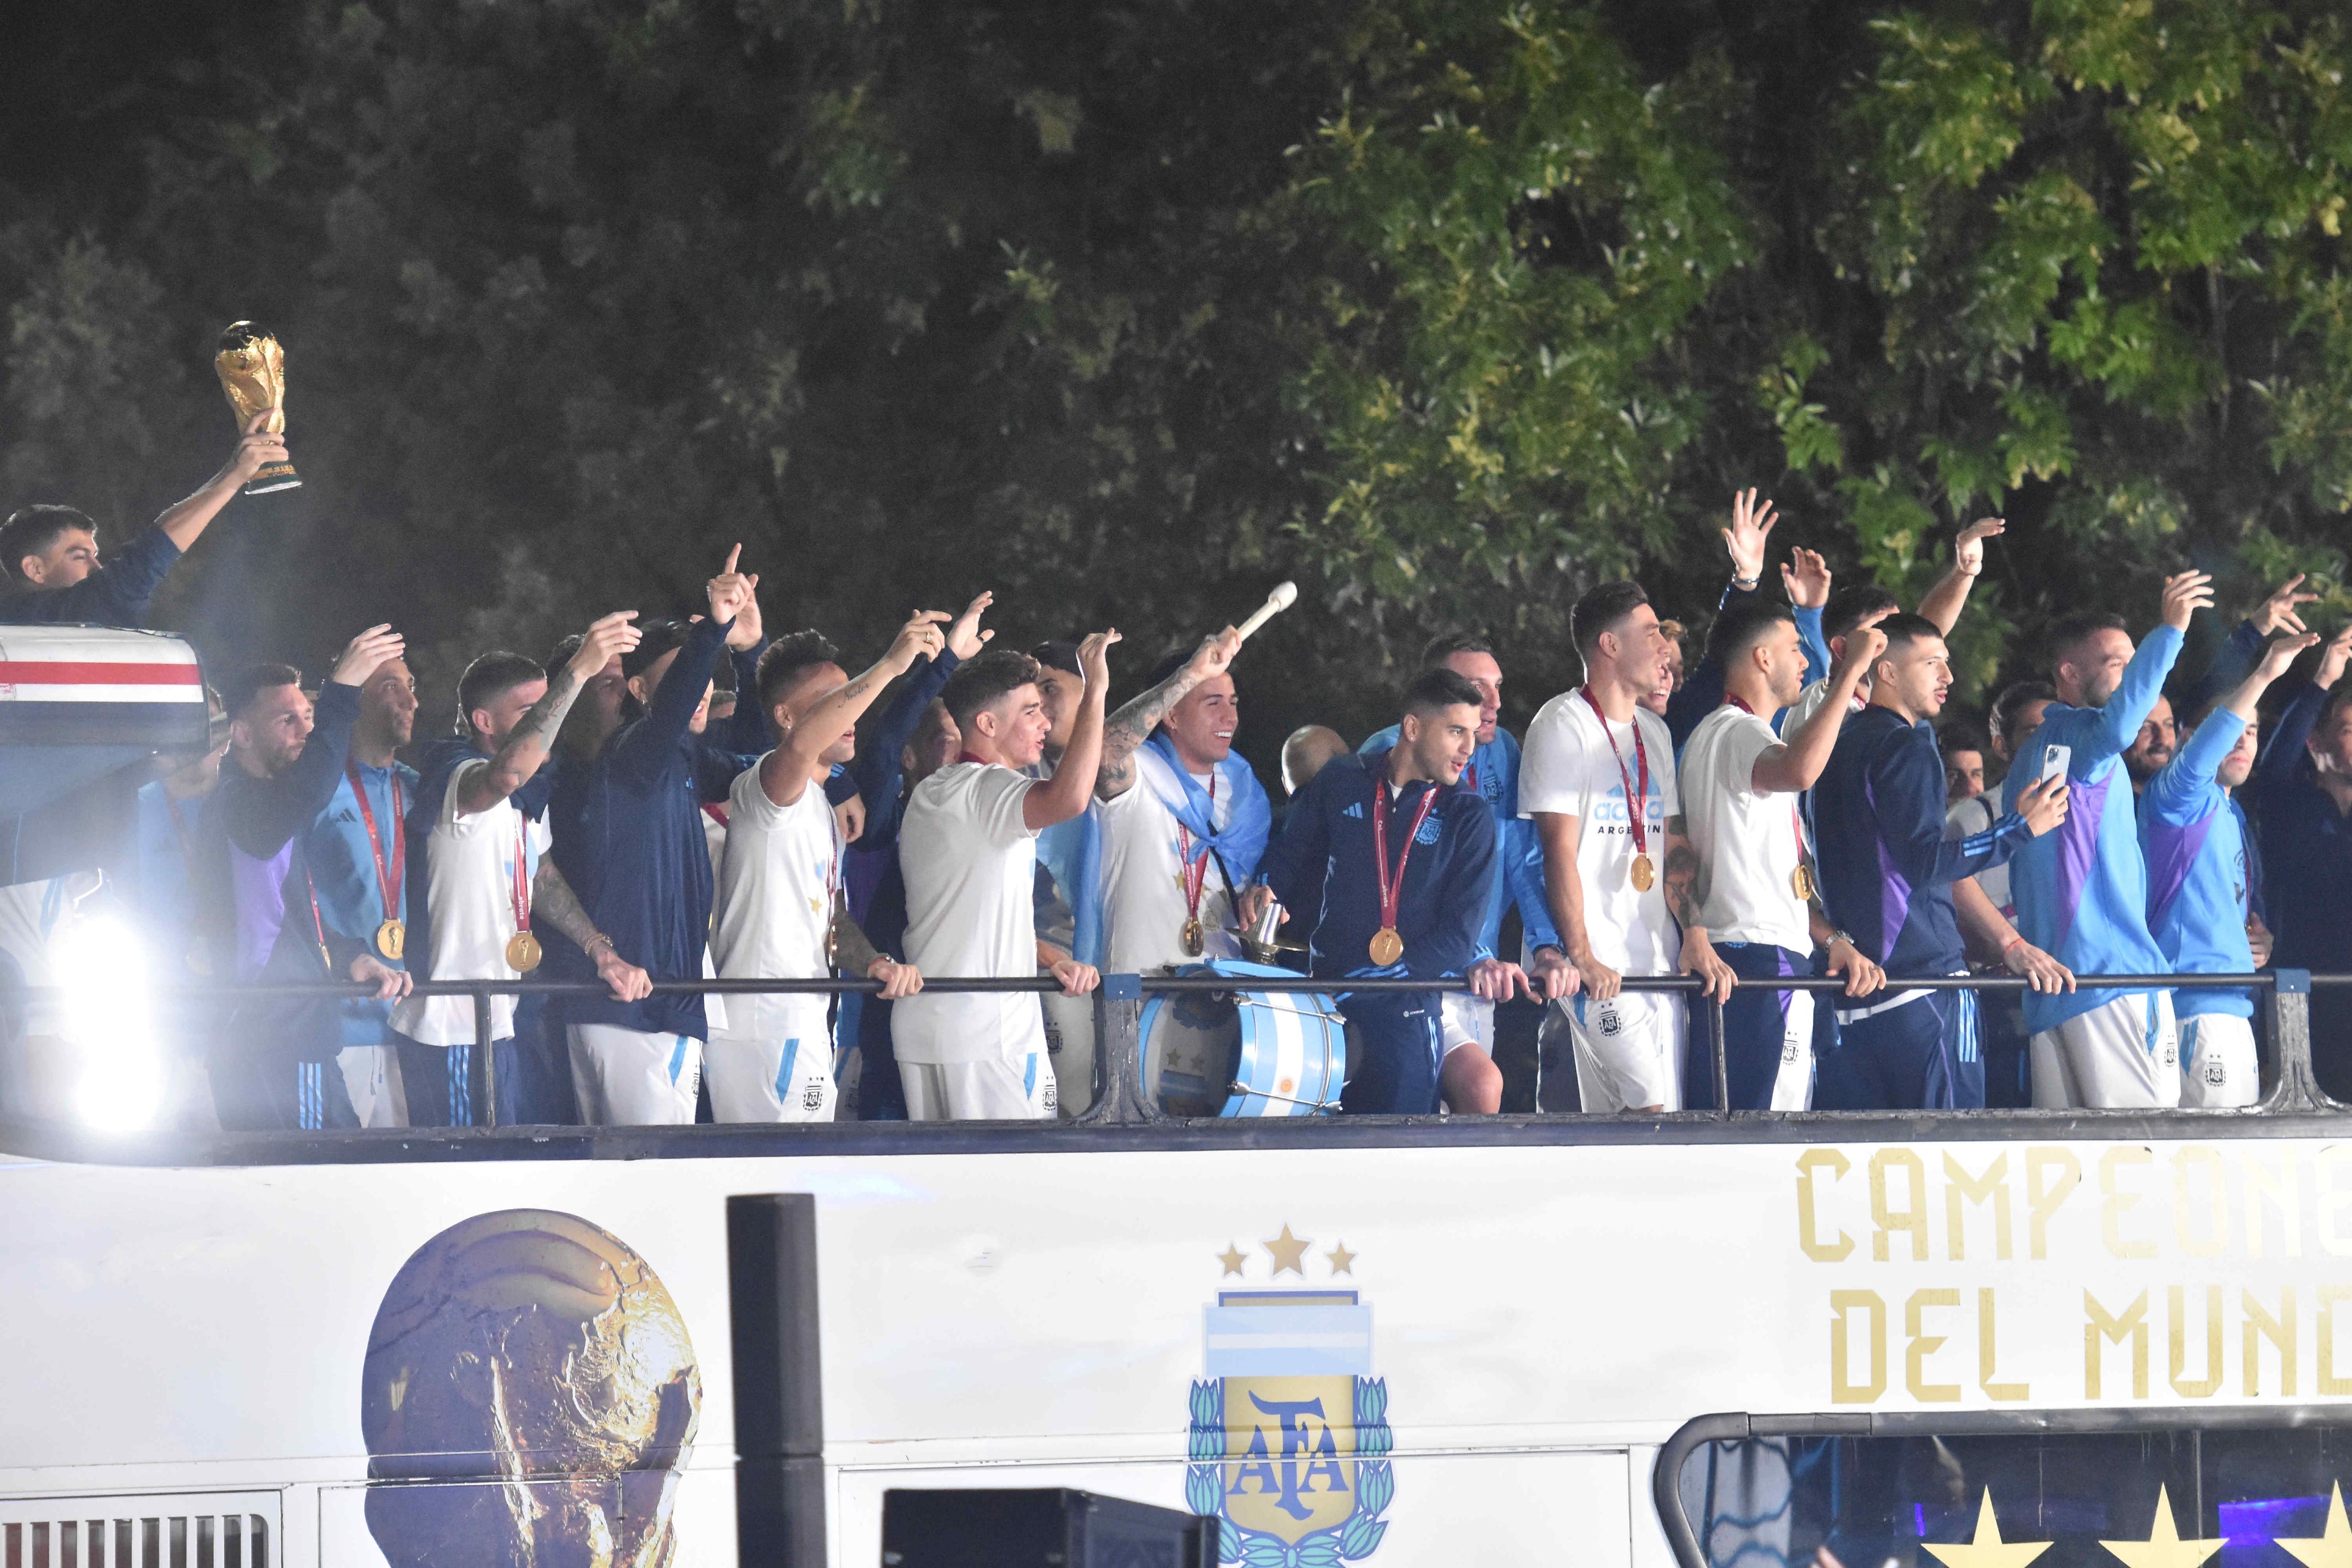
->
xmin=214 ymin=321 xmax=302 ymax=495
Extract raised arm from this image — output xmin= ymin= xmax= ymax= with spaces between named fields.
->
xmin=1093 ymin=626 xmax=1241 ymax=800
xmin=1782 ymin=547 xmax=1833 ymax=686
xmin=1025 ymin=629 xmax=1121 ymax=831
xmin=1876 ymin=730 xmax=2066 ymax=886
xmin=1668 ymin=489 xmax=1775 ymax=747
xmin=2252 ymin=625 xmax=2350 ymax=802
xmin=1752 ymin=627 xmax=1885 ymax=793
xmin=154 ymin=412 xmax=290 ymax=554
xmin=221 ymin=626 xmax=399 ymax=858
xmin=757 ymin=609 xmax=947 ymax=808
xmin=1917 ymin=518 xmax=2003 ymax=635
xmin=456 ymin=613 xmax=641 ymax=815
xmin=2079 ymin=572 xmax=2208 ymax=762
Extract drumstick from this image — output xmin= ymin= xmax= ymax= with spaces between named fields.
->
xmin=1235 ymin=581 xmax=1297 ymax=642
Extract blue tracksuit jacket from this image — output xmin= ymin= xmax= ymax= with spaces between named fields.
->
xmin=1357 ymin=724 xmax=1557 ymax=962
xmin=2140 ymin=710 xmax=2256 ymax=1020
xmin=2009 ymin=624 xmax=2184 ymax=1031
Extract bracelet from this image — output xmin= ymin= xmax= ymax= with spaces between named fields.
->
xmin=1731 ymin=574 xmax=1760 ymax=592
xmin=2001 ymin=935 xmax=2025 ymax=955
xmin=585 ymin=933 xmax=615 ymax=955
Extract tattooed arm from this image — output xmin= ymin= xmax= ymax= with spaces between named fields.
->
xmin=833 ymin=903 xmax=923 ymax=999
xmin=1663 ymin=819 xmax=1734 ymax=1004
xmin=456 ymin=612 xmax=642 ymax=814
xmin=531 ymin=859 xmax=652 ymax=1001
xmin=757 ymin=609 xmax=948 ymax=809
xmin=1093 ymin=624 xmax=1242 ymax=800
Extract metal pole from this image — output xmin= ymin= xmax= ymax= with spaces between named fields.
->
xmin=728 ymin=1194 xmax=825 ymax=1568
xmin=472 ymin=988 xmax=498 ymax=1129
xmin=1075 ymin=973 xmax=1151 ymax=1125
xmin=2270 ymin=969 xmax=2318 ymax=1110
xmin=1708 ymin=994 xmax=1730 ymax=1120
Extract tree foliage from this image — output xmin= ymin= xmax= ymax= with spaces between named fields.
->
xmin=3 ymin=0 xmax=2350 ymax=763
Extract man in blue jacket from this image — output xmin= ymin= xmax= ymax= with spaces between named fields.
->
xmin=1358 ymin=633 xmax=1562 ymax=1113
xmin=551 ymin=547 xmax=759 ymax=1124
xmin=2010 ymin=571 xmax=2215 ymax=1107
xmin=2248 ymin=622 xmax=2352 ymax=1096
xmin=1250 ymin=668 xmax=1501 ymax=1115
xmin=0 ymin=413 xmax=288 ymax=628
xmin=2142 ymin=629 xmax=2313 ymax=1106
xmin=198 ymin=628 xmax=414 ymax=1130
xmin=1812 ymin=614 xmax=2069 ymax=1110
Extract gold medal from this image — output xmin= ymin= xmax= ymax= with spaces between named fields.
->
xmin=1792 ymin=863 xmax=1815 ymax=902
xmin=1630 ymin=854 xmax=1655 ymax=893
xmin=505 ymin=930 xmax=543 ymax=973
xmin=1182 ymin=917 xmax=1205 ymax=956
xmin=1369 ymin=926 xmax=1405 ymax=966
xmin=375 ymin=918 xmax=406 ymax=961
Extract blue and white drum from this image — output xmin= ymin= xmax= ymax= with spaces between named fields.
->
xmin=1139 ymin=960 xmax=1345 ymax=1117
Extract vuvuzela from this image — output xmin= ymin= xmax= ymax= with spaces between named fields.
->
xmin=1236 ymin=581 xmax=1298 ymax=641
xmin=214 ymin=322 xmax=302 ymax=496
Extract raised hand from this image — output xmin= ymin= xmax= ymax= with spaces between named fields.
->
xmin=1832 ymin=624 xmax=1888 ymax=682
xmin=330 ymin=624 xmax=406 ymax=688
xmin=947 ymin=591 xmax=996 ymax=660
xmin=1185 ymin=625 xmax=1244 ymax=683
xmin=2320 ymin=623 xmax=2352 ymax=690
xmin=568 ymin=610 xmax=643 ymax=680
xmin=1954 ymin=517 xmax=2005 ymax=577
xmin=2160 ymin=569 xmax=2216 ymax=632
xmin=1079 ymin=627 xmax=1123 ymax=684
xmin=2256 ymin=630 xmax=2321 ymax=683
xmin=886 ymin=609 xmax=951 ymax=670
xmin=1722 ymin=488 xmax=1778 ymax=584
xmin=2014 ymin=771 xmax=2071 ymax=838
xmin=2252 ymin=573 xmax=2321 ymax=637
xmin=1780 ymin=546 xmax=1831 ymax=610
xmin=707 ymin=544 xmax=762 ymax=642
xmin=223 ymin=409 xmax=290 ymax=487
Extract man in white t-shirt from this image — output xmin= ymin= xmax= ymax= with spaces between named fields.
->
xmin=1092 ymin=628 xmax=1259 ymax=975
xmin=894 ymin=632 xmax=1117 ymax=1120
xmin=1679 ymin=601 xmax=1885 ymax=1109
xmin=708 ymin=614 xmax=942 ymax=1122
xmin=389 ymin=614 xmax=653 ymax=1126
xmin=1521 ymin=580 xmax=1723 ymax=1113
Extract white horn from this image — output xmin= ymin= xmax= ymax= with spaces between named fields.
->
xmin=1235 ymin=581 xmax=1298 ymax=642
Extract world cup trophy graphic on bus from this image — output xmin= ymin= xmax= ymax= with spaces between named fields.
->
xmin=213 ymin=321 xmax=302 ymax=495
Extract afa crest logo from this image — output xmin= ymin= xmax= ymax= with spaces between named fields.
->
xmin=1187 ymin=1226 xmax=1394 ymax=1565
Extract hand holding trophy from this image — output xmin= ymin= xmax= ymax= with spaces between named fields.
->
xmin=214 ymin=322 xmax=302 ymax=496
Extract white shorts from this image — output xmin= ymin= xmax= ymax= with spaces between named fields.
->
xmin=1559 ymin=990 xmax=1685 ymax=1113
xmin=338 ymin=1043 xmax=404 ymax=1128
xmin=568 ymin=1024 xmax=703 ymax=1125
xmin=900 ymin=1054 xmax=1056 ymax=1122
xmin=1441 ymin=992 xmax=1495 ymax=1057
xmin=2179 ymin=1012 xmax=2258 ymax=1109
xmin=2030 ymin=991 xmax=2180 ymax=1109
xmin=1040 ymin=988 xmax=1097 ymax=1118
xmin=705 ymin=1020 xmax=838 ymax=1124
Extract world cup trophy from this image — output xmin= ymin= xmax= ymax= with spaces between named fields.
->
xmin=213 ymin=321 xmax=302 ymax=495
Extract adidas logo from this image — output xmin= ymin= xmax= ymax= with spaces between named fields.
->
xmin=1342 ymin=802 xmax=1365 ymax=819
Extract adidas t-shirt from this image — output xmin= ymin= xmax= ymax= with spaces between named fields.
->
xmin=1099 ymin=769 xmax=1241 ymax=973
xmin=390 ymin=761 xmax=547 ymax=1046
xmin=710 ymin=757 xmax=841 ymax=1044
xmin=1518 ymin=692 xmax=1681 ymax=975
xmin=893 ymin=762 xmax=1047 ymax=1066
xmin=1678 ymin=705 xmax=1813 ymax=954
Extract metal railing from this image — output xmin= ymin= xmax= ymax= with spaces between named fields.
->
xmin=54 ymin=964 xmax=2339 ymax=1130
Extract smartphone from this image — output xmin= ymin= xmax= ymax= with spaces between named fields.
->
xmin=2039 ymin=744 xmax=2072 ymax=786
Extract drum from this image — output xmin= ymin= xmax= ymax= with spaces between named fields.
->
xmin=1139 ymin=960 xmax=1345 ymax=1117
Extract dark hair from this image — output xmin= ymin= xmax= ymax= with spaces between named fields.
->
xmin=2320 ymin=683 xmax=2352 ymax=737
xmin=1939 ymin=725 xmax=1987 ymax=757
xmin=456 ymin=652 xmax=544 ymax=738
xmin=1874 ymin=612 xmax=1944 ymax=662
xmin=1420 ymin=631 xmax=1494 ymax=668
xmin=0 ymin=505 xmax=97 ymax=586
xmin=2046 ymin=612 xmax=2128 ymax=671
xmin=1570 ymin=581 xmax=1650 ymax=659
xmin=1029 ymin=640 xmax=1082 ymax=678
xmin=755 ymin=630 xmax=843 ymax=711
xmin=1703 ymin=600 xmax=1795 ymax=670
xmin=1824 ymin=584 xmax=1903 ymax=644
xmin=1143 ymin=647 xmax=1193 ymax=690
xmin=1989 ymin=679 xmax=2057 ymax=748
xmin=546 ymin=633 xmax=583 ymax=673
xmin=223 ymin=661 xmax=305 ymax=720
xmin=1403 ymin=666 xmax=1485 ymax=718
xmin=939 ymin=648 xmax=1042 ymax=729
xmin=621 ymin=619 xmax=690 ymax=681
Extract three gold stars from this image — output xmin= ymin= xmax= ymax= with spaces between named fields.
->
xmin=1264 ymin=1224 xmax=1312 ymax=1275
xmin=1923 ymin=1491 xmax=2050 ymax=1568
xmin=2280 ymin=1484 xmax=2352 ymax=1568
xmin=2102 ymin=1485 xmax=2221 ymax=1568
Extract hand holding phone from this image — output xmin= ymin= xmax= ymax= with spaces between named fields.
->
xmin=2039 ymin=744 xmax=2072 ymax=786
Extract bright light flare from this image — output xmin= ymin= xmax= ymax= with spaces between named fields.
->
xmin=53 ymin=914 xmax=167 ymax=1133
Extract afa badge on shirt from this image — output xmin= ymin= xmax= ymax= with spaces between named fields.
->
xmin=1189 ymin=1226 xmax=1394 ymax=1563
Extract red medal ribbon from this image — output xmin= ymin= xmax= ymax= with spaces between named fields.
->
xmin=1579 ymin=689 xmax=1650 ymax=857
xmin=1724 ymin=696 xmax=1811 ymax=889
xmin=510 ymin=816 xmax=533 ymax=936
xmin=1371 ymin=776 xmax=1442 ymax=939
xmin=1176 ymin=771 xmax=1219 ymax=927
xmin=345 ymin=763 xmax=406 ymax=920
xmin=305 ymin=871 xmax=332 ymax=973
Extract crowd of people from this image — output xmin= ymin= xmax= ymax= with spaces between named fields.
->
xmin=3 ymin=425 xmax=2349 ymax=1131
